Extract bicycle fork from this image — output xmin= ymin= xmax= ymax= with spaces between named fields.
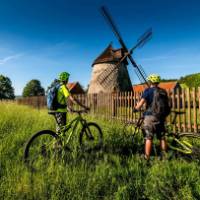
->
xmin=82 ymin=121 xmax=94 ymax=140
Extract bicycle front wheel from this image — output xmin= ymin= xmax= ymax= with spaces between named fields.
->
xmin=24 ymin=130 xmax=62 ymax=171
xmin=173 ymin=133 xmax=200 ymax=159
xmin=123 ymin=122 xmax=138 ymax=136
xmin=79 ymin=122 xmax=103 ymax=151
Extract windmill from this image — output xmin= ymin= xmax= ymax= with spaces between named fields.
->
xmin=97 ymin=6 xmax=151 ymax=89
xmin=87 ymin=43 xmax=133 ymax=93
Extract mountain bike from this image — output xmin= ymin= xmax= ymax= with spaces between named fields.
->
xmin=24 ymin=109 xmax=103 ymax=170
xmin=123 ymin=111 xmax=200 ymax=159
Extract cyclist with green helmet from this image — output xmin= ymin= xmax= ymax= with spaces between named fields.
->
xmin=53 ymin=72 xmax=89 ymax=133
xmin=134 ymin=74 xmax=170 ymax=160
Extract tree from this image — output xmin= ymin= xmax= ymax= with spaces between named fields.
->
xmin=22 ymin=79 xmax=45 ymax=97
xmin=0 ymin=75 xmax=15 ymax=100
xmin=179 ymin=73 xmax=200 ymax=88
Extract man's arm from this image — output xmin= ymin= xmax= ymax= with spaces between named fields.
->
xmin=135 ymin=98 xmax=146 ymax=111
xmin=69 ymin=95 xmax=89 ymax=110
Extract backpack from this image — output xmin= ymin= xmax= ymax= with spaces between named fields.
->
xmin=46 ymin=79 xmax=66 ymax=110
xmin=150 ymin=87 xmax=171 ymax=119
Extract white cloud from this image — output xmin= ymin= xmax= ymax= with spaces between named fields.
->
xmin=0 ymin=54 xmax=23 ymax=65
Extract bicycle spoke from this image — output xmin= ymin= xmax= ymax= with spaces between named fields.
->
xmin=80 ymin=123 xmax=103 ymax=151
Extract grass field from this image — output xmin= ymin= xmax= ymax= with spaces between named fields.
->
xmin=0 ymin=102 xmax=200 ymax=200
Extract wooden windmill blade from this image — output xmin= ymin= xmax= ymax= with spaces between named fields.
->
xmin=97 ymin=28 xmax=152 ymax=86
xmin=134 ymin=65 xmax=148 ymax=83
xmin=130 ymin=28 xmax=152 ymax=53
xmin=100 ymin=6 xmax=129 ymax=54
xmin=97 ymin=57 xmax=124 ymax=86
xmin=99 ymin=6 xmax=150 ymax=87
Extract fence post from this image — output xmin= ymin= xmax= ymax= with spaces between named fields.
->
xmin=182 ymin=88 xmax=186 ymax=132
xmin=198 ymin=87 xmax=200 ymax=132
xmin=187 ymin=88 xmax=192 ymax=132
xmin=171 ymin=90 xmax=176 ymax=132
xmin=193 ymin=88 xmax=197 ymax=133
xmin=127 ymin=91 xmax=130 ymax=122
xmin=130 ymin=91 xmax=133 ymax=122
xmin=177 ymin=88 xmax=181 ymax=132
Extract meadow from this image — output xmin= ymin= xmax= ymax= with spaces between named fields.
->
xmin=0 ymin=102 xmax=200 ymax=200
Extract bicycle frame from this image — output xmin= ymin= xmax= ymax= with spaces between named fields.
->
xmin=166 ymin=133 xmax=193 ymax=154
xmin=58 ymin=113 xmax=88 ymax=146
xmin=131 ymin=112 xmax=194 ymax=155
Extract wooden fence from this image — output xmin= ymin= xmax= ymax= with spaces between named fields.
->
xmin=16 ymin=87 xmax=200 ymax=133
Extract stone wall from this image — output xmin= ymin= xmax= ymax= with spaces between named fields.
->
xmin=88 ymin=62 xmax=132 ymax=94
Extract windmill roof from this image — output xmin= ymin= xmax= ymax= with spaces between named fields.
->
xmin=92 ymin=44 xmax=126 ymax=66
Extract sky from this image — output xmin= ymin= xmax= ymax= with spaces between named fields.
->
xmin=0 ymin=0 xmax=200 ymax=95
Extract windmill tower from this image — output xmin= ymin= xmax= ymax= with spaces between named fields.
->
xmin=88 ymin=44 xmax=132 ymax=94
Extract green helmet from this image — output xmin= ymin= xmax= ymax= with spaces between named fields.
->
xmin=59 ymin=72 xmax=70 ymax=82
xmin=147 ymin=74 xmax=161 ymax=83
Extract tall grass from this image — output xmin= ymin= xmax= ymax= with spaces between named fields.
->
xmin=0 ymin=102 xmax=200 ymax=200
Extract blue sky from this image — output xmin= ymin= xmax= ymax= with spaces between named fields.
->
xmin=0 ymin=0 xmax=200 ymax=95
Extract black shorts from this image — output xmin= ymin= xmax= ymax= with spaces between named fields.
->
xmin=143 ymin=115 xmax=165 ymax=140
xmin=53 ymin=112 xmax=67 ymax=132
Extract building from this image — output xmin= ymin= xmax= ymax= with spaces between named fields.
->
xmin=88 ymin=44 xmax=132 ymax=94
xmin=132 ymin=81 xmax=181 ymax=93
xmin=67 ymin=82 xmax=85 ymax=94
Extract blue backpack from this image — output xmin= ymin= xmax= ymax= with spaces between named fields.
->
xmin=46 ymin=79 xmax=64 ymax=110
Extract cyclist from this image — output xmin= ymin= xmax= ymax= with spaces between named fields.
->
xmin=134 ymin=74 xmax=170 ymax=160
xmin=52 ymin=72 xmax=89 ymax=133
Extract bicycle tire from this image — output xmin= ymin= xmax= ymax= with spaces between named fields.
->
xmin=79 ymin=122 xmax=103 ymax=151
xmin=24 ymin=130 xmax=62 ymax=171
xmin=172 ymin=133 xmax=200 ymax=158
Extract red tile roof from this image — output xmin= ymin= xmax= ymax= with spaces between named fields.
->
xmin=67 ymin=82 xmax=77 ymax=91
xmin=159 ymin=82 xmax=178 ymax=90
xmin=132 ymin=84 xmax=147 ymax=92
xmin=132 ymin=81 xmax=179 ymax=92
xmin=67 ymin=82 xmax=85 ymax=94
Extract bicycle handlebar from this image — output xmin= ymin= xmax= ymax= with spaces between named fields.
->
xmin=171 ymin=111 xmax=185 ymax=115
xmin=68 ymin=108 xmax=90 ymax=114
xmin=132 ymin=108 xmax=145 ymax=113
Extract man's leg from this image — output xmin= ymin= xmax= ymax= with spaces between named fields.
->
xmin=143 ymin=116 xmax=156 ymax=160
xmin=156 ymin=120 xmax=167 ymax=153
xmin=160 ymin=139 xmax=167 ymax=151
xmin=145 ymin=138 xmax=153 ymax=160
xmin=54 ymin=112 xmax=66 ymax=133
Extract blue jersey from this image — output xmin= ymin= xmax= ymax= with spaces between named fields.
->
xmin=142 ymin=87 xmax=157 ymax=107
xmin=142 ymin=87 xmax=157 ymax=115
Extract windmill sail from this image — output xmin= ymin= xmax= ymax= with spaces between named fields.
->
xmin=99 ymin=6 xmax=150 ymax=87
xmin=97 ymin=28 xmax=152 ymax=86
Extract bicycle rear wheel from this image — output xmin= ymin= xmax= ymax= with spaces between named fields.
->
xmin=172 ymin=133 xmax=200 ymax=159
xmin=79 ymin=122 xmax=103 ymax=151
xmin=24 ymin=130 xmax=62 ymax=171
